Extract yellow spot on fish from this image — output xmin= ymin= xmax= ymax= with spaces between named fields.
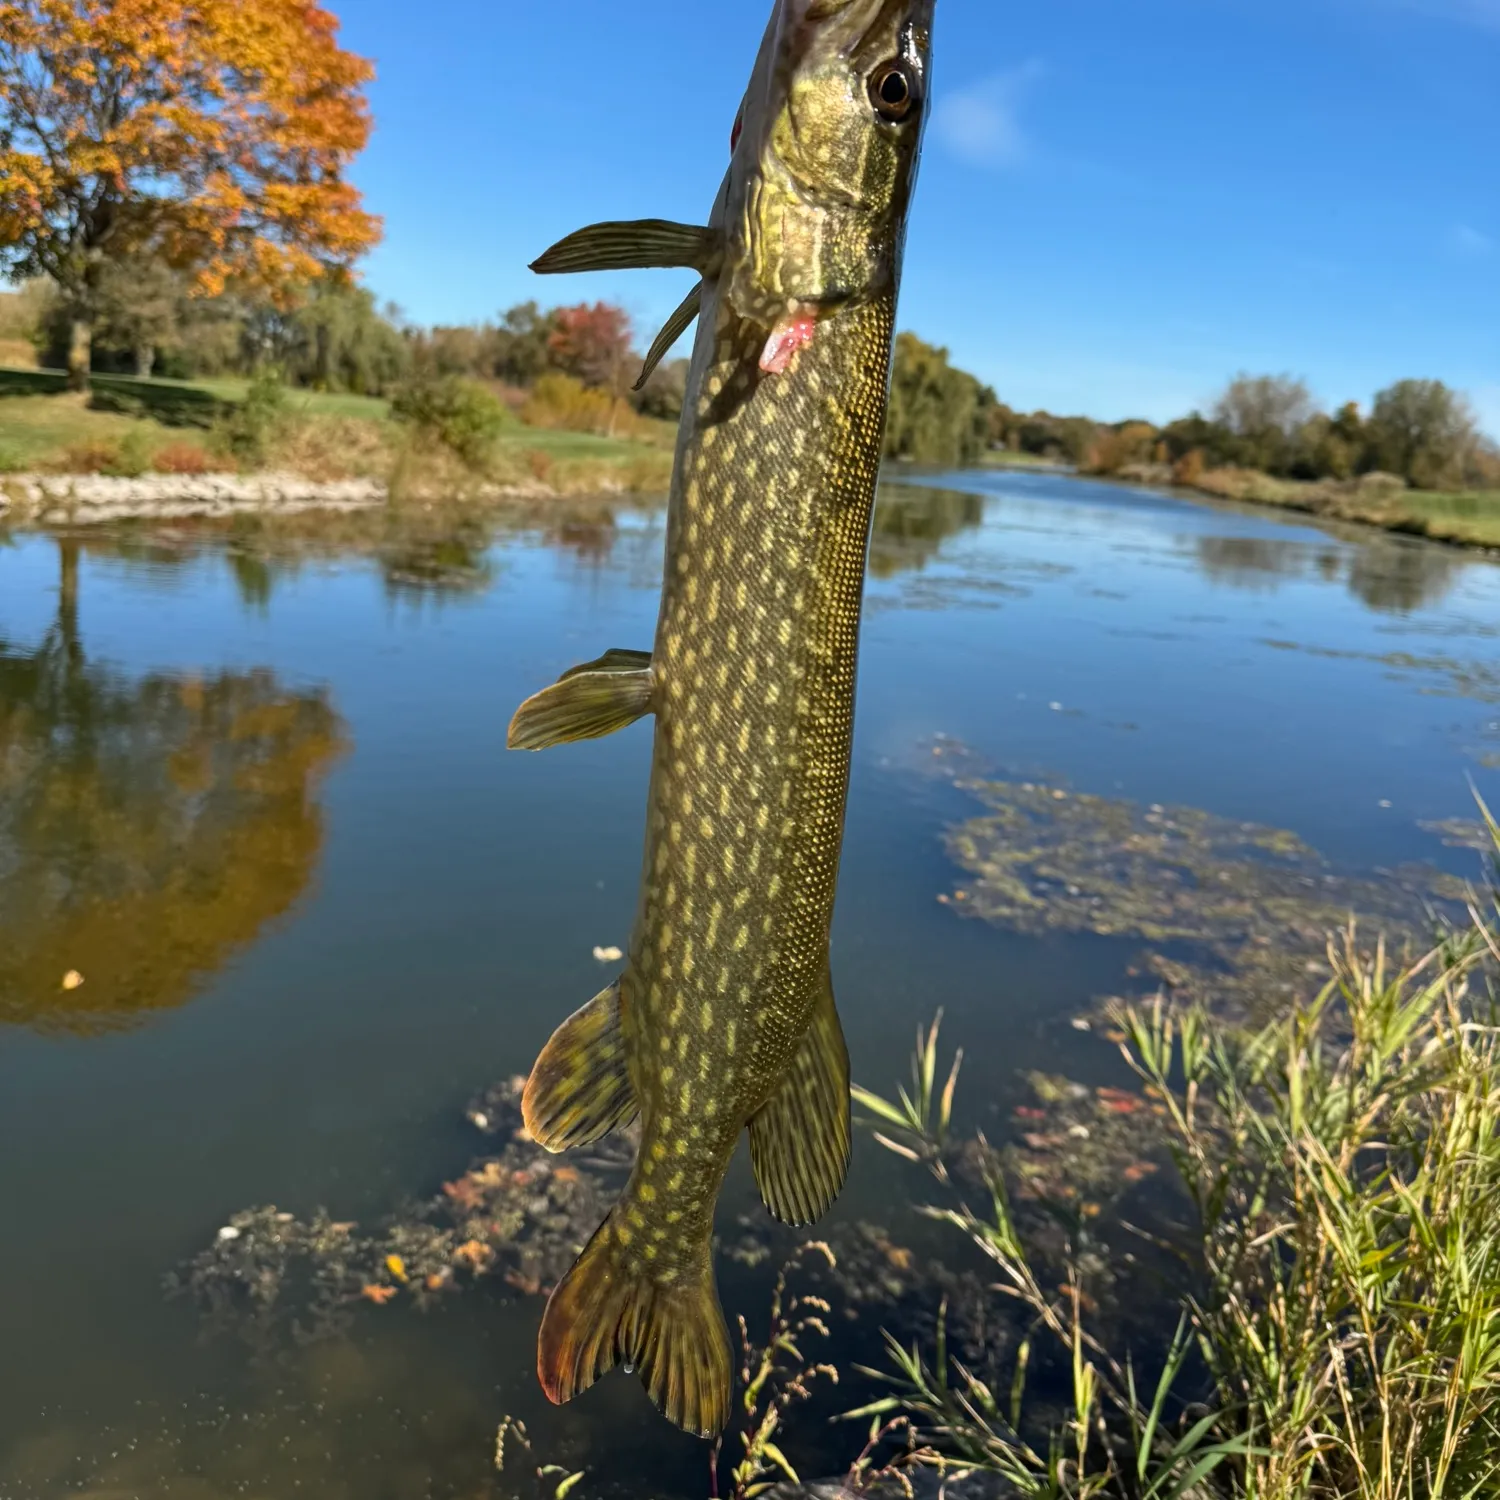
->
xmin=734 ymin=926 xmax=749 ymax=951
xmin=679 ymin=1083 xmax=692 ymax=1111
xmin=738 ymin=722 xmax=750 ymax=753
xmin=652 ymin=1141 xmax=668 ymax=1161
xmin=668 ymin=1171 xmax=684 ymax=1190
xmin=629 ymin=1208 xmax=645 ymax=1228
xmin=726 ymin=1020 xmax=738 ymax=1055
xmin=667 ymin=1209 xmax=682 ymax=1223
xmin=778 ymin=619 xmax=792 ymax=645
xmin=639 ymin=1183 xmax=656 ymax=1203
xmin=700 ymin=1001 xmax=713 ymax=1032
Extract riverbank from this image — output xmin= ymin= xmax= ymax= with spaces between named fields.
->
xmin=1108 ymin=459 xmax=1500 ymax=550
xmin=0 ymin=464 xmax=664 ymax=527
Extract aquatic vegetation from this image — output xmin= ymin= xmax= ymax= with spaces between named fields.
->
xmin=856 ymin=815 xmax=1500 ymax=1498
xmin=169 ymin=1077 xmax=634 ymax=1345
xmin=935 ymin=747 xmax=1468 ymax=1024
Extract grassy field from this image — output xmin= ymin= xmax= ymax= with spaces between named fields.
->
xmin=0 ymin=365 xmax=675 ymax=494
xmin=1187 ymin=466 xmax=1500 ymax=549
xmin=0 ymin=392 xmax=182 ymax=470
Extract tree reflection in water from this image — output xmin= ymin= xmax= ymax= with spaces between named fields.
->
xmin=869 ymin=482 xmax=985 ymax=578
xmin=0 ymin=542 xmax=348 ymax=1032
xmin=1194 ymin=531 xmax=1463 ymax=614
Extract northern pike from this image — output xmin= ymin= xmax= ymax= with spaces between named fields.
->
xmin=507 ymin=0 xmax=935 ymax=1438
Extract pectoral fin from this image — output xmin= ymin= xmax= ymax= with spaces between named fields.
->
xmin=748 ymin=969 xmax=852 ymax=1227
xmin=508 ymin=649 xmax=655 ymax=750
xmin=523 ymin=980 xmax=638 ymax=1151
xmin=634 ymin=283 xmax=703 ymax=392
xmin=531 ymin=220 xmax=720 ymax=276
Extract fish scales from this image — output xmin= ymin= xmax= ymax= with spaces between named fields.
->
xmin=507 ymin=0 xmax=934 ymax=1440
xmin=626 ymin=294 xmax=893 ymax=1230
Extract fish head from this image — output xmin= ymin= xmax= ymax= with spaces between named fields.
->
xmin=723 ymin=0 xmax=935 ymax=365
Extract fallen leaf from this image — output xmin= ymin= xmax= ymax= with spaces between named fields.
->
xmin=454 ymin=1239 xmax=492 ymax=1269
xmin=361 ymin=1284 xmax=398 ymax=1306
xmin=61 ymin=970 xmax=84 ymax=990
xmin=552 ymin=1166 xmax=581 ymax=1185
xmin=385 ymin=1254 xmax=408 ymax=1282
xmin=1122 ymin=1163 xmax=1158 ymax=1184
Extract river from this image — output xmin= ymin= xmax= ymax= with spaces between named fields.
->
xmin=0 ymin=468 xmax=1496 ymax=1498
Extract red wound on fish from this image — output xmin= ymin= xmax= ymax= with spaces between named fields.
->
xmin=730 ymin=112 xmax=743 ymax=153
xmin=759 ymin=313 xmax=818 ymax=375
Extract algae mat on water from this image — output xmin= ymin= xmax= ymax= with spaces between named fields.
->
xmin=930 ymin=741 xmax=1473 ymax=1024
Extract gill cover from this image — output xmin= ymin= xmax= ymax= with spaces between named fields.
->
xmin=723 ymin=0 xmax=934 ymax=351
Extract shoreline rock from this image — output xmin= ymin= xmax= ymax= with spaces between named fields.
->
xmin=0 ymin=470 xmax=579 ymax=526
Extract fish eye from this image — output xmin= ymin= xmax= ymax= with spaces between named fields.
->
xmin=869 ymin=61 xmax=918 ymax=122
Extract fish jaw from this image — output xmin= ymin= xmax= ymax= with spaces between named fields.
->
xmin=722 ymin=0 xmax=935 ymax=334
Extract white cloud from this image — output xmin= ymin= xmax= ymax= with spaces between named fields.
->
xmin=1447 ymin=223 xmax=1493 ymax=258
xmin=933 ymin=61 xmax=1043 ymax=170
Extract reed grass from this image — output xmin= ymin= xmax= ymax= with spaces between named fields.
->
xmin=855 ymin=805 xmax=1500 ymax=1498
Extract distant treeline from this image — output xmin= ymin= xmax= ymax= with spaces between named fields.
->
xmin=2 ymin=267 xmax=1494 ymax=489
xmin=883 ymin=337 xmax=1499 ymax=492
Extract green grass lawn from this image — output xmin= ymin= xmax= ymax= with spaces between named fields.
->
xmin=1389 ymin=489 xmax=1500 ymax=547
xmin=497 ymin=426 xmax=659 ymax=460
xmin=0 ymin=365 xmax=673 ymax=487
xmin=189 ymin=376 xmax=391 ymax=423
xmin=0 ymin=392 xmax=181 ymax=470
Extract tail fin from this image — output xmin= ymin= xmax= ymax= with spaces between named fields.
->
xmin=537 ymin=1209 xmax=732 ymax=1438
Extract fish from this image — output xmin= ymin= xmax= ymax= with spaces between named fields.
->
xmin=506 ymin=0 xmax=935 ymax=1439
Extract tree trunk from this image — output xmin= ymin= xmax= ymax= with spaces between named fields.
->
xmin=133 ymin=342 xmax=155 ymax=379
xmin=66 ymin=319 xmax=92 ymax=392
xmin=313 ymin=322 xmax=331 ymax=390
xmin=58 ymin=541 xmax=82 ymax=666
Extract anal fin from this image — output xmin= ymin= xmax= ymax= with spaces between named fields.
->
xmin=531 ymin=220 xmax=720 ymax=276
xmin=523 ymin=980 xmax=637 ymax=1151
xmin=508 ymin=649 xmax=655 ymax=751
xmin=748 ymin=968 xmax=851 ymax=1227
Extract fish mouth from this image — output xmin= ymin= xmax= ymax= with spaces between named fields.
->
xmin=722 ymin=0 xmax=933 ymax=332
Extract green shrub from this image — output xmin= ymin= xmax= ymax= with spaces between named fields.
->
xmin=215 ymin=368 xmax=291 ymax=467
xmin=104 ymin=426 xmax=154 ymax=478
xmin=391 ymin=371 xmax=511 ymax=468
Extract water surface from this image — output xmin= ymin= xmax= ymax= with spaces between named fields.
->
xmin=1 ymin=470 xmax=1495 ymax=1498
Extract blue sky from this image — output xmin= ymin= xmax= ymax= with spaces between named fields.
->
xmin=338 ymin=0 xmax=1500 ymax=433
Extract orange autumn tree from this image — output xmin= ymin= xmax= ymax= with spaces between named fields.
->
xmin=0 ymin=0 xmax=380 ymax=388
